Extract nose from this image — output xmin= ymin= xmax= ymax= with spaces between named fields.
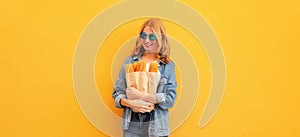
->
xmin=145 ymin=36 xmax=150 ymax=42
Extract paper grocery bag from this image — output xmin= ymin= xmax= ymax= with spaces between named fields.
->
xmin=126 ymin=72 xmax=161 ymax=94
xmin=148 ymin=72 xmax=161 ymax=94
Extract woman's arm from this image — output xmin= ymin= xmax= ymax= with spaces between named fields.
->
xmin=120 ymin=98 xmax=153 ymax=113
xmin=126 ymin=87 xmax=158 ymax=104
xmin=112 ymin=57 xmax=131 ymax=108
xmin=155 ymin=61 xmax=177 ymax=109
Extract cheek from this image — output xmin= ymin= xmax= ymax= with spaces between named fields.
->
xmin=153 ymin=41 xmax=159 ymax=48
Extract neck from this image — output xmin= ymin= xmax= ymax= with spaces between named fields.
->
xmin=143 ymin=52 xmax=156 ymax=57
xmin=142 ymin=52 xmax=158 ymax=62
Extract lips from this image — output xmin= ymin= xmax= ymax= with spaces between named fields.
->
xmin=143 ymin=42 xmax=156 ymax=52
xmin=144 ymin=42 xmax=152 ymax=47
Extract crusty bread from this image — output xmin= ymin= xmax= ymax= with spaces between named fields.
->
xmin=149 ymin=62 xmax=158 ymax=72
xmin=132 ymin=62 xmax=138 ymax=71
xmin=137 ymin=60 xmax=146 ymax=72
xmin=126 ymin=60 xmax=154 ymax=72
xmin=125 ymin=64 xmax=134 ymax=73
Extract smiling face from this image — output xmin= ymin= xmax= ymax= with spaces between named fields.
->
xmin=141 ymin=26 xmax=159 ymax=53
xmin=132 ymin=18 xmax=170 ymax=63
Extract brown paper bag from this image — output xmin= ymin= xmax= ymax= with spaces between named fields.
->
xmin=148 ymin=72 xmax=161 ymax=94
xmin=126 ymin=72 xmax=161 ymax=94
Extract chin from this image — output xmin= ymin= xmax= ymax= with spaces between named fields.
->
xmin=143 ymin=47 xmax=152 ymax=51
xmin=144 ymin=48 xmax=154 ymax=52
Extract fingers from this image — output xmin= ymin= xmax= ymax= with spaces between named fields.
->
xmin=132 ymin=107 xmax=146 ymax=113
xmin=148 ymin=105 xmax=154 ymax=111
xmin=127 ymin=87 xmax=138 ymax=93
xmin=126 ymin=87 xmax=137 ymax=93
xmin=127 ymin=87 xmax=133 ymax=90
xmin=126 ymin=87 xmax=133 ymax=92
xmin=131 ymin=105 xmax=153 ymax=113
xmin=128 ymin=99 xmax=154 ymax=113
xmin=142 ymin=104 xmax=155 ymax=113
xmin=140 ymin=107 xmax=152 ymax=113
xmin=143 ymin=101 xmax=153 ymax=107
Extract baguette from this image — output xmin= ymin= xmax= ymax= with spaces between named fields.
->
xmin=125 ymin=64 xmax=134 ymax=73
xmin=127 ymin=60 xmax=150 ymax=72
xmin=149 ymin=62 xmax=158 ymax=72
xmin=132 ymin=62 xmax=138 ymax=72
xmin=138 ymin=60 xmax=146 ymax=72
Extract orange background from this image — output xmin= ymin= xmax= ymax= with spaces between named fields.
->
xmin=1 ymin=0 xmax=300 ymax=136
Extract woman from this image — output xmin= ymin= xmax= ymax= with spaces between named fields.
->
xmin=112 ymin=18 xmax=177 ymax=137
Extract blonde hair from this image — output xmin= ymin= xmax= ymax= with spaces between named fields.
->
xmin=132 ymin=18 xmax=171 ymax=64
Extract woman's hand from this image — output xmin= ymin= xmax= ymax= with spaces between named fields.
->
xmin=126 ymin=87 xmax=147 ymax=100
xmin=127 ymin=99 xmax=154 ymax=113
xmin=125 ymin=87 xmax=155 ymax=112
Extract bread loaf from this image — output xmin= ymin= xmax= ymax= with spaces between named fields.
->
xmin=149 ymin=62 xmax=158 ymax=72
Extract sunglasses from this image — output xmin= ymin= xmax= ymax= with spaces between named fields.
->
xmin=140 ymin=32 xmax=157 ymax=41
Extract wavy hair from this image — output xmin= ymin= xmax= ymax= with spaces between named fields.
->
xmin=131 ymin=18 xmax=170 ymax=64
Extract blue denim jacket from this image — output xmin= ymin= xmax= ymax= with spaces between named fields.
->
xmin=112 ymin=54 xmax=177 ymax=136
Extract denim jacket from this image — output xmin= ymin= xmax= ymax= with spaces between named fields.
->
xmin=112 ymin=54 xmax=177 ymax=136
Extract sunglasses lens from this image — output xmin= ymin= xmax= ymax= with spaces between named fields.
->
xmin=140 ymin=32 xmax=156 ymax=41
xmin=149 ymin=34 xmax=156 ymax=41
xmin=140 ymin=32 xmax=147 ymax=39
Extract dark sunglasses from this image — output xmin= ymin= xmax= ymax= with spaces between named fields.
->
xmin=140 ymin=32 xmax=157 ymax=41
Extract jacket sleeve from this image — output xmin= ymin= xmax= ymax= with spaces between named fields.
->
xmin=112 ymin=56 xmax=131 ymax=108
xmin=156 ymin=61 xmax=178 ymax=109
